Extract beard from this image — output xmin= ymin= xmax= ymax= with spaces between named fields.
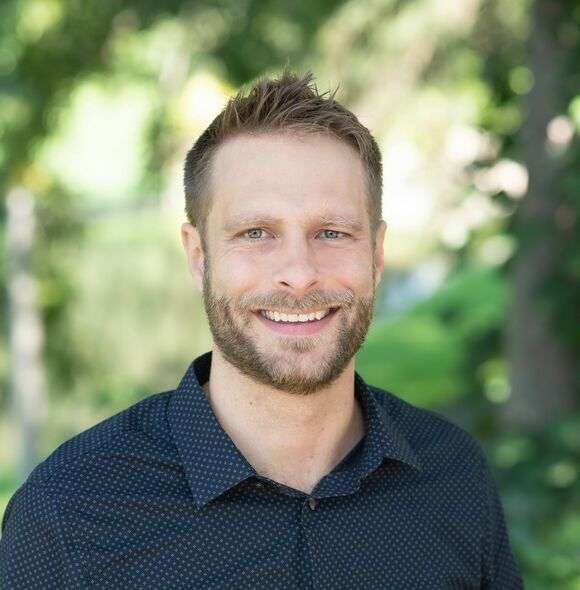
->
xmin=201 ymin=255 xmax=376 ymax=396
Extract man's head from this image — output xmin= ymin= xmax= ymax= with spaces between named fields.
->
xmin=181 ymin=69 xmax=387 ymax=395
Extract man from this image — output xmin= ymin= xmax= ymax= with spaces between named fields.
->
xmin=0 ymin=69 xmax=524 ymax=589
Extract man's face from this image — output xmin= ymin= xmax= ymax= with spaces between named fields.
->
xmin=182 ymin=132 xmax=386 ymax=395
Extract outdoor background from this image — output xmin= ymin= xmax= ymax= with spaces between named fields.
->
xmin=1 ymin=0 xmax=579 ymax=587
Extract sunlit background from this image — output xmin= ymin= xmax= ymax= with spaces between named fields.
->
xmin=1 ymin=0 xmax=580 ymax=587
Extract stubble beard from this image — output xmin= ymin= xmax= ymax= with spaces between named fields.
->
xmin=201 ymin=255 xmax=376 ymax=395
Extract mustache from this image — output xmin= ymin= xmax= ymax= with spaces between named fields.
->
xmin=238 ymin=289 xmax=355 ymax=312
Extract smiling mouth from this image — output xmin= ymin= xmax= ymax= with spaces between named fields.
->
xmin=252 ymin=307 xmax=340 ymax=335
xmin=256 ymin=307 xmax=339 ymax=323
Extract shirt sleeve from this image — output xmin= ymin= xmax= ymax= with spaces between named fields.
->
xmin=0 ymin=482 xmax=81 ymax=589
xmin=479 ymin=450 xmax=526 ymax=589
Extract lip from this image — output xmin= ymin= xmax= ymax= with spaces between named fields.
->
xmin=254 ymin=307 xmax=339 ymax=336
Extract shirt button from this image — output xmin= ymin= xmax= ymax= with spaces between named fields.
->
xmin=255 ymin=481 xmax=265 ymax=488
xmin=308 ymin=497 xmax=318 ymax=510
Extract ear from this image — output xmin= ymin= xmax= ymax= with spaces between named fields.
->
xmin=181 ymin=222 xmax=205 ymax=292
xmin=373 ymin=220 xmax=387 ymax=290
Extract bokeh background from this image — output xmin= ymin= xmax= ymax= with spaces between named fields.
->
xmin=1 ymin=0 xmax=579 ymax=587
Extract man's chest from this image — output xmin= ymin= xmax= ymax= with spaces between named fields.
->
xmin=65 ymin=475 xmax=485 ymax=589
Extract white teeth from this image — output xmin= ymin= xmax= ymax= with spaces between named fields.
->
xmin=260 ymin=309 xmax=332 ymax=322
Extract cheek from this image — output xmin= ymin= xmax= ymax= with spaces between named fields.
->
xmin=212 ymin=254 xmax=265 ymax=293
xmin=328 ymin=253 xmax=373 ymax=285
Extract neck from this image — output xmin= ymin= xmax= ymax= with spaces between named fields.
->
xmin=201 ymin=347 xmax=365 ymax=493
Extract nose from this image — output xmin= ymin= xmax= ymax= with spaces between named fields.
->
xmin=273 ymin=236 xmax=319 ymax=295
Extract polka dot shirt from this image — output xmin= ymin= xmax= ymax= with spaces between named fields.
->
xmin=0 ymin=350 xmax=524 ymax=588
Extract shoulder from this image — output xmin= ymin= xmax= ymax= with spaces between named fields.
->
xmin=2 ymin=390 xmax=175 ymax=532
xmin=23 ymin=389 xmax=176 ymax=490
xmin=367 ymin=384 xmax=487 ymax=472
xmin=2 ymin=389 xmax=182 ymax=538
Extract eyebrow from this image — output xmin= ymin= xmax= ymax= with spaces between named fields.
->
xmin=223 ymin=214 xmax=365 ymax=233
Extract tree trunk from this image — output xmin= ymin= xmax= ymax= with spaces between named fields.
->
xmin=6 ymin=187 xmax=47 ymax=483
xmin=503 ymin=0 xmax=578 ymax=429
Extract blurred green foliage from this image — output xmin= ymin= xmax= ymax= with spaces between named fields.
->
xmin=490 ymin=415 xmax=580 ymax=589
xmin=358 ymin=266 xmax=507 ymax=407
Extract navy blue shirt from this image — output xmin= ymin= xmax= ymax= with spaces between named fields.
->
xmin=0 ymin=350 xmax=524 ymax=588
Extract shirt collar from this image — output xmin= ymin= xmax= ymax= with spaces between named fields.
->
xmin=168 ymin=350 xmax=422 ymax=509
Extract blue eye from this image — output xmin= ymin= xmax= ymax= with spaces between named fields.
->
xmin=245 ymin=228 xmax=266 ymax=239
xmin=320 ymin=229 xmax=345 ymax=239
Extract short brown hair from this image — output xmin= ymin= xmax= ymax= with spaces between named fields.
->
xmin=183 ymin=68 xmax=383 ymax=250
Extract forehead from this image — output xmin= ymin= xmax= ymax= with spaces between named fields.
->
xmin=208 ymin=132 xmax=368 ymax=226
